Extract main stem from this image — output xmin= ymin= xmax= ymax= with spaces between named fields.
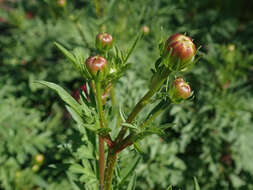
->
xmin=104 ymin=151 xmax=117 ymax=190
xmin=95 ymin=81 xmax=106 ymax=190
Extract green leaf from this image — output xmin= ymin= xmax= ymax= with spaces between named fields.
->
xmin=121 ymin=123 xmax=139 ymax=132
xmin=66 ymin=171 xmax=83 ymax=190
xmin=36 ymin=81 xmax=83 ymax=116
xmin=119 ymin=106 xmax=126 ymax=122
xmin=123 ymin=33 xmax=143 ymax=64
xmin=133 ymin=127 xmax=164 ymax=142
xmin=54 ymin=43 xmax=92 ymax=80
xmin=194 ymin=177 xmax=200 ymax=190
xmin=69 ymin=164 xmax=96 ymax=178
xmin=126 ymin=172 xmax=137 ymax=190
xmin=96 ymin=128 xmax=112 ymax=136
xmin=54 ymin=42 xmax=76 ymax=65
xmin=229 ymin=174 xmax=245 ymax=188
xmin=133 ymin=142 xmax=145 ymax=154
xmin=66 ymin=106 xmax=97 ymax=131
xmin=119 ymin=156 xmax=141 ymax=186
xmin=166 ymin=185 xmax=173 ymax=190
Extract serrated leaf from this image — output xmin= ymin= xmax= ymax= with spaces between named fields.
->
xmin=69 ymin=164 xmax=96 ymax=178
xmin=66 ymin=171 xmax=83 ymax=190
xmin=66 ymin=106 xmax=97 ymax=131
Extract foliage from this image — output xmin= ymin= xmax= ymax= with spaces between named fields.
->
xmin=0 ymin=0 xmax=253 ymax=190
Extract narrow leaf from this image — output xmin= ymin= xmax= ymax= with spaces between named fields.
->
xmin=133 ymin=142 xmax=145 ymax=154
xmin=36 ymin=81 xmax=82 ymax=115
xmin=124 ymin=33 xmax=143 ymax=64
xmin=121 ymin=123 xmax=138 ymax=130
xmin=119 ymin=106 xmax=126 ymax=122
xmin=119 ymin=156 xmax=141 ymax=185
xmin=126 ymin=172 xmax=137 ymax=190
xmin=54 ymin=42 xmax=76 ymax=64
xmin=194 ymin=177 xmax=200 ymax=190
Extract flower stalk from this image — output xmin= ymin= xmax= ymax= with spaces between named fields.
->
xmin=115 ymin=70 xmax=170 ymax=143
xmin=95 ymin=80 xmax=106 ymax=190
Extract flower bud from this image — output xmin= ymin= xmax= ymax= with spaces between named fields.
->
xmin=228 ymin=44 xmax=235 ymax=52
xmin=35 ymin=154 xmax=44 ymax=164
xmin=32 ymin=164 xmax=40 ymax=172
xmin=72 ymin=84 xmax=90 ymax=102
xmin=25 ymin=12 xmax=33 ymax=19
xmin=141 ymin=25 xmax=150 ymax=35
xmin=165 ymin=33 xmax=196 ymax=71
xmin=96 ymin=33 xmax=114 ymax=52
xmin=57 ymin=0 xmax=66 ymax=7
xmin=169 ymin=77 xmax=191 ymax=103
xmin=85 ymin=56 xmax=107 ymax=77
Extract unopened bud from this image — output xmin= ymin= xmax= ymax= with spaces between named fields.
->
xmin=85 ymin=56 xmax=107 ymax=77
xmin=96 ymin=33 xmax=114 ymax=52
xmin=35 ymin=154 xmax=44 ymax=164
xmin=164 ymin=33 xmax=197 ymax=71
xmin=57 ymin=0 xmax=66 ymax=7
xmin=141 ymin=25 xmax=150 ymax=35
xmin=169 ymin=77 xmax=191 ymax=103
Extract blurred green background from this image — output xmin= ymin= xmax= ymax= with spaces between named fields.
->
xmin=0 ymin=0 xmax=253 ymax=189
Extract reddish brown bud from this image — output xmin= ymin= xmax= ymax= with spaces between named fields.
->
xmin=57 ymin=0 xmax=66 ymax=7
xmin=85 ymin=56 xmax=107 ymax=76
xmin=170 ymin=78 xmax=191 ymax=102
xmin=166 ymin=33 xmax=196 ymax=61
xmin=72 ymin=84 xmax=89 ymax=102
xmin=96 ymin=33 xmax=114 ymax=51
xmin=25 ymin=12 xmax=34 ymax=19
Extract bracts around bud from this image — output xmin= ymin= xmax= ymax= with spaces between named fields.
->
xmin=159 ymin=33 xmax=198 ymax=72
xmin=96 ymin=33 xmax=114 ymax=52
xmin=85 ymin=55 xmax=108 ymax=80
xmin=169 ymin=77 xmax=192 ymax=103
xmin=150 ymin=33 xmax=198 ymax=90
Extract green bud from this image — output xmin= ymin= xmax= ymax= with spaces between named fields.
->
xmin=32 ymin=164 xmax=40 ymax=172
xmin=35 ymin=154 xmax=44 ymax=165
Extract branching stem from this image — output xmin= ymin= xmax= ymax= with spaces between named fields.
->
xmin=115 ymin=75 xmax=168 ymax=143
